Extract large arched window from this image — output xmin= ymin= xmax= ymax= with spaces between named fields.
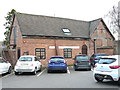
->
xmin=82 ymin=45 xmax=87 ymax=55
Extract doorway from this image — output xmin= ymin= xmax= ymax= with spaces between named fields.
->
xmin=82 ymin=45 xmax=87 ymax=55
xmin=17 ymin=48 xmax=21 ymax=59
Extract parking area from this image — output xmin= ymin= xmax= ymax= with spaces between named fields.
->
xmin=1 ymin=66 xmax=119 ymax=88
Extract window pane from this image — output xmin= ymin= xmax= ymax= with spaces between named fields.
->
xmin=35 ymin=48 xmax=46 ymax=59
xmin=36 ymin=49 xmax=40 ymax=52
xmin=64 ymin=48 xmax=72 ymax=58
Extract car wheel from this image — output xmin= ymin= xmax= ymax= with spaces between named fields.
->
xmin=39 ymin=65 xmax=42 ymax=72
xmin=15 ymin=72 xmax=19 ymax=75
xmin=87 ymin=68 xmax=91 ymax=71
xmin=74 ymin=66 xmax=77 ymax=71
xmin=64 ymin=70 xmax=67 ymax=73
xmin=75 ymin=69 xmax=77 ymax=71
xmin=33 ymin=68 xmax=37 ymax=75
xmin=47 ymin=70 xmax=51 ymax=73
xmin=118 ymin=78 xmax=120 ymax=85
xmin=8 ymin=66 xmax=12 ymax=74
xmin=94 ymin=76 xmax=104 ymax=82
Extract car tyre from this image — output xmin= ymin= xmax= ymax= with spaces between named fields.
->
xmin=47 ymin=70 xmax=51 ymax=73
xmin=94 ymin=76 xmax=104 ymax=82
xmin=39 ymin=65 xmax=42 ymax=72
xmin=118 ymin=78 xmax=120 ymax=85
xmin=74 ymin=66 xmax=77 ymax=71
xmin=33 ymin=68 xmax=37 ymax=75
xmin=87 ymin=68 xmax=91 ymax=71
xmin=75 ymin=69 xmax=77 ymax=71
xmin=15 ymin=72 xmax=19 ymax=75
xmin=8 ymin=66 xmax=12 ymax=74
xmin=64 ymin=70 xmax=67 ymax=73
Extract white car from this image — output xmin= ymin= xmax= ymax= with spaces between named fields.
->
xmin=93 ymin=55 xmax=120 ymax=84
xmin=0 ymin=57 xmax=12 ymax=75
xmin=14 ymin=55 xmax=42 ymax=75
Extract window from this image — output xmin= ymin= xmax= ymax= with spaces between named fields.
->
xmin=62 ymin=28 xmax=71 ymax=35
xmin=76 ymin=56 xmax=89 ymax=60
xmin=64 ymin=48 xmax=72 ymax=58
xmin=98 ymin=58 xmax=116 ymax=64
xmin=19 ymin=57 xmax=32 ymax=61
xmin=35 ymin=48 xmax=46 ymax=59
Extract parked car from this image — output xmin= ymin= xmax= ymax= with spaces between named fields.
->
xmin=93 ymin=55 xmax=120 ymax=84
xmin=0 ymin=57 xmax=12 ymax=75
xmin=47 ymin=56 xmax=67 ymax=73
xmin=14 ymin=55 xmax=42 ymax=75
xmin=73 ymin=55 xmax=91 ymax=71
xmin=90 ymin=53 xmax=108 ymax=67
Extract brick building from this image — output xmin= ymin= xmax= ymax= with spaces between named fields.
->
xmin=9 ymin=12 xmax=115 ymax=65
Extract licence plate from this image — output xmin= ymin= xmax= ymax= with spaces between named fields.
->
xmin=21 ymin=63 xmax=28 ymax=66
xmin=80 ymin=62 xmax=85 ymax=63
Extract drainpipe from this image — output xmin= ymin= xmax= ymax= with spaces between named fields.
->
xmin=54 ymin=39 xmax=58 ymax=56
xmin=94 ymin=39 xmax=96 ymax=54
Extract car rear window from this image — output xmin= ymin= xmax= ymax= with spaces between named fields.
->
xmin=98 ymin=58 xmax=116 ymax=64
xmin=50 ymin=58 xmax=64 ymax=62
xmin=96 ymin=54 xmax=107 ymax=56
xmin=76 ymin=56 xmax=89 ymax=60
xmin=19 ymin=57 xmax=32 ymax=61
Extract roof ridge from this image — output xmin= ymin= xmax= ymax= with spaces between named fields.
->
xmin=89 ymin=18 xmax=102 ymax=22
xmin=15 ymin=12 xmax=89 ymax=23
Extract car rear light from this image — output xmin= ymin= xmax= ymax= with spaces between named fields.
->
xmin=109 ymin=66 xmax=120 ymax=69
xmin=15 ymin=63 xmax=19 ymax=66
xmin=94 ymin=65 xmax=97 ymax=68
xmin=94 ymin=58 xmax=98 ymax=60
xmin=15 ymin=64 xmax=18 ymax=66
xmin=88 ymin=60 xmax=91 ymax=63
xmin=64 ymin=67 xmax=67 ymax=69
xmin=31 ymin=63 xmax=33 ymax=66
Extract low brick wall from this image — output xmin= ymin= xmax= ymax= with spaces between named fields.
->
xmin=97 ymin=48 xmax=114 ymax=55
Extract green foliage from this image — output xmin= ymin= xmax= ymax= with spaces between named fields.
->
xmin=3 ymin=9 xmax=16 ymax=48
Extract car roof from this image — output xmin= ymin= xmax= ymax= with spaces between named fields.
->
xmin=100 ymin=55 xmax=119 ymax=59
xmin=95 ymin=53 xmax=107 ymax=55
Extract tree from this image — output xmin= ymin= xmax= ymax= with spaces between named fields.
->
xmin=105 ymin=5 xmax=120 ymax=39
xmin=3 ymin=9 xmax=16 ymax=48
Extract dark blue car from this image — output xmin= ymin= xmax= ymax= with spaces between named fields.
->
xmin=47 ymin=56 xmax=67 ymax=73
xmin=90 ymin=53 xmax=108 ymax=67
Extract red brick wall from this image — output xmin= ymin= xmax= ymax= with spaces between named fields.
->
xmin=10 ymin=18 xmax=114 ymax=66
xmin=91 ymin=21 xmax=114 ymax=55
xmin=97 ymin=48 xmax=114 ymax=55
xmin=20 ymin=38 xmax=89 ymax=65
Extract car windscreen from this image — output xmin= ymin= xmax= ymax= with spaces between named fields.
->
xmin=50 ymin=58 xmax=64 ymax=62
xmin=76 ymin=56 xmax=89 ymax=61
xmin=98 ymin=58 xmax=116 ymax=64
xmin=19 ymin=57 xmax=32 ymax=61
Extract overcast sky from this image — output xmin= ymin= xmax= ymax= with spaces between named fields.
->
xmin=0 ymin=0 xmax=119 ymax=41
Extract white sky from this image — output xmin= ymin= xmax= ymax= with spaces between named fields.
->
xmin=0 ymin=0 xmax=119 ymax=41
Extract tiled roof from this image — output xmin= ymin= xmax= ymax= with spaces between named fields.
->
xmin=15 ymin=12 xmax=103 ymax=39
